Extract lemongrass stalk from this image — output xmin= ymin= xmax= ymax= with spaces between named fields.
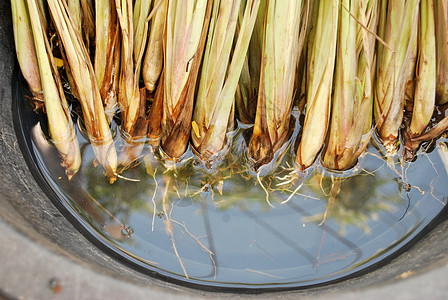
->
xmin=11 ymin=0 xmax=42 ymax=101
xmin=133 ymin=0 xmax=152 ymax=65
xmin=374 ymin=0 xmax=419 ymax=153
xmin=65 ymin=0 xmax=81 ymax=34
xmin=116 ymin=0 xmax=138 ymax=133
xmin=437 ymin=142 xmax=448 ymax=174
xmin=235 ymin=0 xmax=266 ymax=125
xmin=323 ymin=0 xmax=357 ymax=170
xmin=435 ymin=0 xmax=448 ymax=104
xmin=235 ymin=55 xmax=256 ymax=124
xmin=248 ymin=0 xmax=303 ymax=167
xmin=296 ymin=0 xmax=339 ymax=170
xmin=116 ymin=0 xmax=155 ymax=135
xmin=95 ymin=0 xmax=120 ymax=123
xmin=37 ymin=0 xmax=46 ymax=23
xmin=161 ymin=0 xmax=211 ymax=159
xmin=359 ymin=0 xmax=379 ymax=134
xmin=192 ymin=0 xmax=260 ymax=159
xmin=248 ymin=0 xmax=265 ymax=95
xmin=117 ymin=2 xmax=164 ymax=167
xmin=147 ymin=71 xmax=164 ymax=144
xmin=116 ymin=0 xmax=162 ymax=166
xmin=323 ymin=0 xmax=378 ymax=170
xmin=384 ymin=1 xmax=448 ymax=154
xmin=94 ymin=0 xmax=111 ymax=87
xmin=48 ymin=0 xmax=117 ymax=182
xmin=294 ymin=0 xmax=313 ymax=110
xmin=142 ymin=0 xmax=166 ymax=93
xmin=25 ymin=0 xmax=81 ymax=180
xmin=116 ymin=0 xmax=140 ymax=168
xmin=193 ymin=0 xmax=238 ymax=147
xmin=410 ymin=0 xmax=436 ymax=135
xmin=55 ymin=2 xmax=77 ymax=100
xmin=404 ymin=22 xmax=419 ymax=116
xmin=81 ymin=0 xmax=95 ymax=50
xmin=63 ymin=0 xmax=94 ymax=48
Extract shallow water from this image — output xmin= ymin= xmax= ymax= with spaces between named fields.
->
xmin=15 ymin=78 xmax=448 ymax=290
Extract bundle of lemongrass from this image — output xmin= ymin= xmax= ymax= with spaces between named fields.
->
xmin=11 ymin=0 xmax=448 ymax=183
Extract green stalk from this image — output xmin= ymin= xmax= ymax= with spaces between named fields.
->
xmin=24 ymin=0 xmax=81 ymax=180
xmin=323 ymin=0 xmax=379 ymax=171
xmin=48 ymin=0 xmax=117 ymax=182
xmin=142 ymin=0 xmax=166 ymax=93
xmin=434 ymin=0 xmax=448 ymax=104
xmin=95 ymin=0 xmax=120 ymax=123
xmin=161 ymin=0 xmax=212 ymax=159
xmin=192 ymin=0 xmax=260 ymax=159
xmin=11 ymin=0 xmax=42 ymax=101
xmin=374 ymin=0 xmax=419 ymax=153
xmin=410 ymin=0 xmax=436 ymax=135
xmin=296 ymin=0 xmax=339 ymax=170
xmin=248 ymin=0 xmax=304 ymax=167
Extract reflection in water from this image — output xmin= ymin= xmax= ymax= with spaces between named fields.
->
xmin=19 ymin=92 xmax=447 ymax=289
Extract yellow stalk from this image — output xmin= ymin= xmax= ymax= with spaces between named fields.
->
xmin=48 ymin=0 xmax=117 ymax=182
xmin=116 ymin=0 xmax=162 ymax=166
xmin=235 ymin=0 xmax=266 ymax=125
xmin=410 ymin=0 xmax=436 ymax=135
xmin=116 ymin=0 xmax=156 ymax=134
xmin=142 ymin=0 xmax=166 ymax=93
xmin=65 ymin=0 xmax=81 ymax=34
xmin=25 ymin=0 xmax=81 ymax=180
xmin=95 ymin=0 xmax=120 ymax=123
xmin=296 ymin=0 xmax=339 ymax=170
xmin=374 ymin=0 xmax=419 ymax=153
xmin=11 ymin=0 xmax=42 ymax=100
xmin=161 ymin=0 xmax=212 ymax=159
xmin=116 ymin=0 xmax=138 ymax=135
xmin=235 ymin=52 xmax=256 ymax=125
xmin=434 ymin=0 xmax=448 ymax=104
xmin=249 ymin=0 xmax=304 ymax=167
xmin=81 ymin=0 xmax=95 ymax=50
xmin=323 ymin=0 xmax=379 ymax=171
xmin=192 ymin=0 xmax=261 ymax=159
xmin=133 ymin=0 xmax=152 ymax=65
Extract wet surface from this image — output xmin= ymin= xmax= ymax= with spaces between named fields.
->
xmin=15 ymin=78 xmax=448 ymax=290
